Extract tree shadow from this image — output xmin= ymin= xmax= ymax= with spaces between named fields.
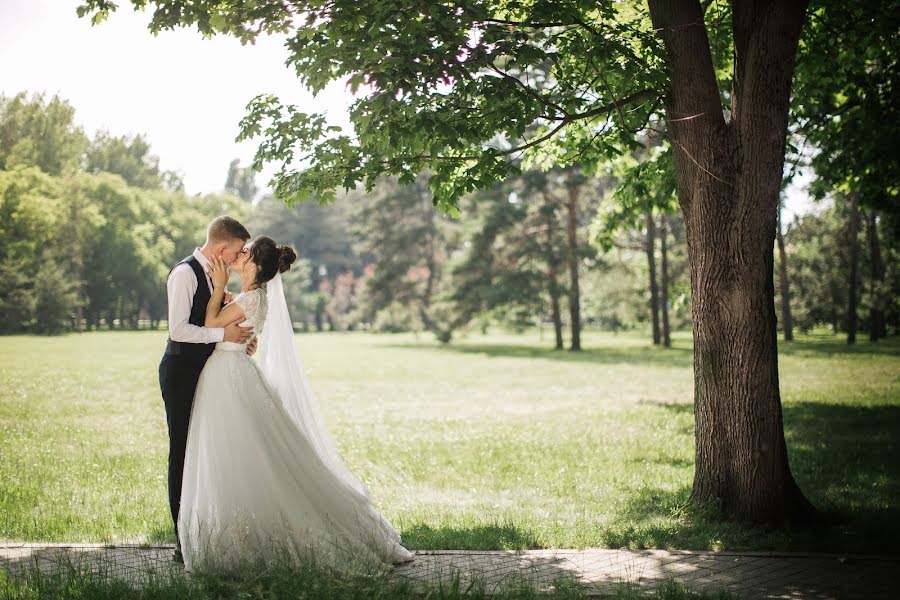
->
xmin=605 ymin=400 xmax=900 ymax=554
xmin=385 ymin=341 xmax=695 ymax=368
xmin=777 ymin=335 xmax=900 ymax=358
xmin=781 ymin=400 xmax=900 ymax=554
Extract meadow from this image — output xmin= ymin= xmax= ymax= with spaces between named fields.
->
xmin=1 ymin=328 xmax=898 ymax=554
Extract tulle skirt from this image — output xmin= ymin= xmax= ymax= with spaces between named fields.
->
xmin=177 ymin=348 xmax=413 ymax=572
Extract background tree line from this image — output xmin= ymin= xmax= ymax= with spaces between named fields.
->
xmin=0 ymin=91 xmax=246 ymax=334
xmin=2 ymin=90 xmax=896 ymax=345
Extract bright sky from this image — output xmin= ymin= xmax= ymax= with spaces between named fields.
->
xmin=0 ymin=0 xmax=815 ymax=218
xmin=0 ymin=0 xmax=354 ymax=196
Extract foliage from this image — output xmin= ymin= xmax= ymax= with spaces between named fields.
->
xmin=85 ymin=132 xmax=179 ymax=190
xmin=250 ymin=195 xmax=360 ymax=284
xmin=347 ymin=175 xmax=463 ymax=338
xmin=78 ymin=0 xmax=666 ymax=211
xmin=591 ymin=140 xmax=676 ymax=253
xmin=792 ymin=2 xmax=899 ymax=213
xmin=779 ymin=203 xmax=900 ymax=335
xmin=223 ymin=157 xmax=258 ymax=202
xmin=0 ymin=97 xmax=248 ymax=334
xmin=31 ymin=254 xmax=81 ymax=335
xmin=0 ymin=93 xmax=87 ymax=176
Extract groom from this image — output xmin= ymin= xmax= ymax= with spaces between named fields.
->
xmin=158 ymin=215 xmax=255 ymax=562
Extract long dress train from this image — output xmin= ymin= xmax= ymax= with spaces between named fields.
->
xmin=178 ymin=287 xmax=412 ymax=572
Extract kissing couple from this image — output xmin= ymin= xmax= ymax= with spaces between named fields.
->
xmin=158 ymin=216 xmax=414 ymax=571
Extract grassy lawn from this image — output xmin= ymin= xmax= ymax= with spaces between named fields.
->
xmin=1 ymin=328 xmax=897 ymax=554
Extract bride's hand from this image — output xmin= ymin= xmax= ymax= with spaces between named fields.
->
xmin=209 ymin=256 xmax=230 ymax=290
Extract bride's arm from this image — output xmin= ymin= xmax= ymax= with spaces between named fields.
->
xmin=206 ymin=256 xmax=246 ymax=328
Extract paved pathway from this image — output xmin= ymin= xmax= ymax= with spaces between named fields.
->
xmin=2 ymin=543 xmax=897 ymax=599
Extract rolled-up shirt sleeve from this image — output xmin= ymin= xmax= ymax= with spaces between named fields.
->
xmin=167 ymin=265 xmax=225 ymax=344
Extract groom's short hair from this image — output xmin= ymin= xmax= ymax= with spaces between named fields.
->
xmin=207 ymin=216 xmax=250 ymax=243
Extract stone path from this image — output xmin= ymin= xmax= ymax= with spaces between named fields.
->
xmin=2 ymin=543 xmax=898 ymax=599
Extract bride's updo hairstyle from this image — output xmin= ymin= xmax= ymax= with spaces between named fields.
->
xmin=249 ymin=236 xmax=297 ymax=286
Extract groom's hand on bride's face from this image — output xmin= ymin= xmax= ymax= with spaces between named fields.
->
xmin=224 ymin=322 xmax=253 ymax=344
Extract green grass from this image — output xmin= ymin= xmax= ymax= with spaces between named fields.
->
xmin=0 ymin=560 xmax=732 ymax=600
xmin=1 ymin=328 xmax=898 ymax=553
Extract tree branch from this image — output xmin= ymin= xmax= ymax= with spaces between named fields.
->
xmin=487 ymin=64 xmax=566 ymax=117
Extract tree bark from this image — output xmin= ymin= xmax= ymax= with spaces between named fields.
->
xmin=649 ymin=0 xmax=815 ymax=525
xmin=565 ymin=184 xmax=582 ymax=351
xmin=776 ymin=203 xmax=794 ymax=341
xmin=660 ymin=214 xmax=672 ymax=348
xmin=847 ymin=194 xmax=860 ymax=344
xmin=867 ymin=209 xmax=885 ymax=341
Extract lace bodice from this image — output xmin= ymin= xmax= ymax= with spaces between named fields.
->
xmin=215 ymin=287 xmax=267 ymax=352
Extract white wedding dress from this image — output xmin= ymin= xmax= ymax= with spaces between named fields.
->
xmin=178 ymin=278 xmax=413 ymax=572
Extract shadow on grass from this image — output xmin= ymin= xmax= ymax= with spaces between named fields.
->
xmin=385 ymin=332 xmax=900 ymax=368
xmin=604 ymin=400 xmax=900 ymax=554
xmin=777 ymin=334 xmax=900 ymax=358
xmin=386 ymin=341 xmax=695 ymax=369
xmin=783 ymin=400 xmax=900 ymax=554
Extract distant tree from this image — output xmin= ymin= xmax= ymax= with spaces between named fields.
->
xmin=224 ymin=158 xmax=258 ymax=202
xmin=659 ymin=214 xmax=672 ymax=347
xmin=792 ymin=2 xmax=899 ymax=341
xmin=0 ymin=92 xmax=87 ymax=176
xmin=280 ymin=258 xmax=315 ymax=330
xmin=32 ymin=252 xmax=81 ymax=334
xmin=349 ymin=175 xmax=461 ymax=341
xmin=250 ymin=195 xmax=359 ymax=289
xmin=866 ymin=209 xmax=887 ymax=340
xmin=447 ymin=181 xmax=545 ymax=339
xmin=775 ymin=200 xmax=795 ymax=341
xmin=593 ymin=143 xmax=678 ymax=347
xmin=85 ymin=132 xmax=166 ymax=189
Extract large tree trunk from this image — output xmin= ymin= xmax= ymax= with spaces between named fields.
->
xmin=649 ymin=0 xmax=815 ymax=525
xmin=847 ymin=194 xmax=860 ymax=344
xmin=646 ymin=210 xmax=661 ymax=345
xmin=660 ymin=214 xmax=672 ymax=348
xmin=776 ymin=203 xmax=794 ymax=341
xmin=565 ymin=184 xmax=582 ymax=351
xmin=867 ymin=209 xmax=885 ymax=341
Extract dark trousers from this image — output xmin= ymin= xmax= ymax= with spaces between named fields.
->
xmin=158 ymin=353 xmax=206 ymax=541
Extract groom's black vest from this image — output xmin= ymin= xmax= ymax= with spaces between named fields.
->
xmin=164 ymin=256 xmax=216 ymax=364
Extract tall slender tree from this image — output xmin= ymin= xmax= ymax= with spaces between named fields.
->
xmin=564 ymin=175 xmax=583 ymax=351
xmin=659 ymin=214 xmax=672 ymax=348
xmin=645 ymin=210 xmax=661 ymax=345
xmin=543 ymin=190 xmax=565 ymax=350
xmin=846 ymin=194 xmax=861 ymax=344
xmin=776 ymin=202 xmax=795 ymax=341
xmin=867 ymin=210 xmax=886 ymax=341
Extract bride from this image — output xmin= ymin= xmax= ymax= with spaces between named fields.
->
xmin=178 ymin=236 xmax=413 ymax=572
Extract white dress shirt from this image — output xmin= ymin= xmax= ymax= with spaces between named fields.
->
xmin=167 ymin=248 xmax=225 ymax=344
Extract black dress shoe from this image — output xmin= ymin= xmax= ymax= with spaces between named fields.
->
xmin=173 ymin=547 xmax=184 ymax=564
